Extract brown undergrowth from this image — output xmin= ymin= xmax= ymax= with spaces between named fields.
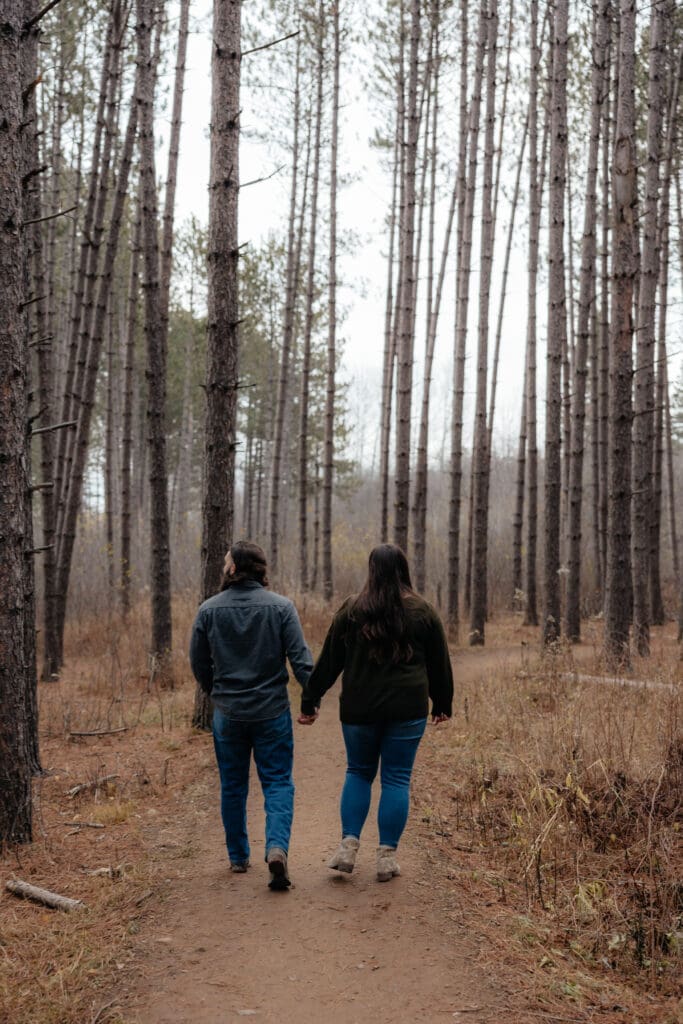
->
xmin=416 ymin=619 xmax=681 ymax=1022
xmin=1 ymin=601 xmax=681 ymax=1023
xmin=0 ymin=590 xmax=342 ymax=1024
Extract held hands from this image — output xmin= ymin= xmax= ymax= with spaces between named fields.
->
xmin=297 ymin=709 xmax=319 ymax=725
xmin=430 ymin=713 xmax=450 ymax=725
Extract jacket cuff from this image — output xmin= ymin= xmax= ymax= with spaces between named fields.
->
xmin=301 ymin=696 xmax=317 ymax=716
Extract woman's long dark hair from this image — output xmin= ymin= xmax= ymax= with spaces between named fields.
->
xmin=221 ymin=540 xmax=269 ymax=590
xmin=350 ymin=544 xmax=414 ymax=664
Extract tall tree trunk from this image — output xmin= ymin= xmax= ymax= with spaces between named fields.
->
xmin=379 ymin=104 xmax=400 ymax=544
xmin=543 ymin=0 xmax=568 ymax=646
xmin=393 ymin=0 xmax=420 ymax=552
xmin=0 ymin=0 xmax=33 ymax=844
xmin=564 ymin=0 xmax=608 ymax=641
xmin=62 ymin=5 xmax=125 ymax=548
xmin=54 ymin=44 xmax=139 ymax=669
xmin=105 ymin=301 xmax=116 ymax=600
xmin=413 ymin=9 xmax=462 ymax=598
xmin=604 ymin=0 xmax=637 ymax=665
xmin=512 ymin=353 xmax=528 ymax=604
xmin=322 ymin=0 xmax=340 ymax=601
xmin=298 ymin=2 xmax=324 ymax=593
xmin=528 ymin=0 xmax=548 ymax=626
xmin=632 ymin=0 xmax=665 ymax=656
xmin=447 ymin=0 xmax=481 ymax=636
xmin=121 ymin=204 xmax=141 ymax=615
xmin=22 ymin=2 xmax=57 ymax=683
xmin=488 ymin=117 xmax=528 ymax=450
xmin=654 ymin=44 xmax=682 ymax=621
xmin=160 ymin=0 xmax=190 ymax=325
xmin=598 ymin=23 xmax=613 ymax=605
xmin=137 ymin=0 xmax=173 ymax=682
xmin=469 ymin=0 xmax=497 ymax=647
xmin=193 ymin=0 xmax=240 ymax=728
xmin=269 ymin=32 xmax=301 ymax=578
xmin=412 ymin=1 xmax=442 ymax=594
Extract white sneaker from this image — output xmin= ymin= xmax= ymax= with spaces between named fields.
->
xmin=328 ymin=835 xmax=360 ymax=873
xmin=376 ymin=845 xmax=400 ymax=882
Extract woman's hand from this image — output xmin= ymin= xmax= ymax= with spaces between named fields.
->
xmin=430 ymin=713 xmax=450 ymax=725
xmin=297 ymin=710 xmax=319 ymax=725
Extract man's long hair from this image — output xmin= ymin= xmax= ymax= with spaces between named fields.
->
xmin=221 ymin=540 xmax=269 ymax=590
xmin=350 ymin=544 xmax=414 ymax=664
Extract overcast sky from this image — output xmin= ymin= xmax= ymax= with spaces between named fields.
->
xmin=157 ymin=1 xmax=682 ymax=469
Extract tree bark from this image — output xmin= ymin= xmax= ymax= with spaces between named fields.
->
xmin=322 ymin=0 xmax=340 ymax=601
xmin=542 ymin=0 xmax=568 ymax=646
xmin=136 ymin=0 xmax=173 ymax=682
xmin=193 ymin=0 xmax=241 ymax=728
xmin=120 ymin=203 xmax=141 ymax=615
xmin=632 ymin=0 xmax=666 ymax=655
xmin=393 ymin=0 xmax=420 ymax=553
xmin=54 ymin=38 xmax=139 ymax=669
xmin=298 ymin=3 xmax=324 ymax=593
xmin=564 ymin=0 xmax=608 ymax=642
xmin=447 ymin=0 xmax=481 ymax=637
xmin=524 ymin=0 xmax=541 ymax=627
xmin=269 ymin=31 xmax=301 ymax=578
xmin=604 ymin=0 xmax=637 ymax=666
xmin=379 ymin=102 xmax=400 ymax=545
xmin=469 ymin=0 xmax=497 ymax=647
xmin=0 ymin=0 xmax=33 ymax=844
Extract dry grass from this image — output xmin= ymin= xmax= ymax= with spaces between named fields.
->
xmin=0 ymin=594 xmax=203 ymax=1024
xmin=2 ymin=598 xmax=681 ymax=1023
xmin=417 ymin=619 xmax=682 ymax=1018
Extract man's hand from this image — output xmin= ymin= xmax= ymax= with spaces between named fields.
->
xmin=430 ymin=713 xmax=450 ymax=725
xmin=297 ymin=710 xmax=319 ymax=725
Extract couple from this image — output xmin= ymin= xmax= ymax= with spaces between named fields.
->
xmin=189 ymin=540 xmax=453 ymax=891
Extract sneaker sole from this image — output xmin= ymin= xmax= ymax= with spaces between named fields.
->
xmin=268 ymin=859 xmax=291 ymax=891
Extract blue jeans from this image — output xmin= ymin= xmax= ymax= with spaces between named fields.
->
xmin=340 ymin=718 xmax=427 ymax=849
xmin=212 ymin=707 xmax=294 ymax=864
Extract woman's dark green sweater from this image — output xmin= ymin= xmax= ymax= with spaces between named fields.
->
xmin=301 ymin=594 xmax=454 ymax=724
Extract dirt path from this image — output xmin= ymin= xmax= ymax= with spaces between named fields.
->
xmin=129 ymin=645 xmax=538 ymax=1024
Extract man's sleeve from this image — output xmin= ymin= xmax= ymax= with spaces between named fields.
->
xmin=189 ymin=611 xmax=214 ymax=695
xmin=425 ymin=610 xmax=454 ymax=717
xmin=282 ymin=602 xmax=314 ymax=688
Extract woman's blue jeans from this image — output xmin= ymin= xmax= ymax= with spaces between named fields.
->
xmin=340 ymin=718 xmax=427 ymax=849
xmin=212 ymin=707 xmax=294 ymax=864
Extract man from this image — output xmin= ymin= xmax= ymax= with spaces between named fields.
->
xmin=189 ymin=541 xmax=313 ymax=890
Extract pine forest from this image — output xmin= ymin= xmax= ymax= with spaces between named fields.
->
xmin=0 ymin=0 xmax=682 ymax=1020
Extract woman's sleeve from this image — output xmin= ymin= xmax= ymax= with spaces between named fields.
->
xmin=425 ymin=610 xmax=454 ymax=717
xmin=300 ymin=605 xmax=348 ymax=715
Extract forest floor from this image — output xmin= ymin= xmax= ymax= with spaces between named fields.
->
xmin=1 ymin=604 xmax=681 ymax=1024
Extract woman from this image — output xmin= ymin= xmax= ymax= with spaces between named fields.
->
xmin=298 ymin=544 xmax=453 ymax=881
xmin=190 ymin=541 xmax=313 ymax=891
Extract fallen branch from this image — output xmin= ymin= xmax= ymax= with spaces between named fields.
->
xmin=69 ymin=726 xmax=128 ymax=738
xmin=562 ymin=672 xmax=676 ymax=694
xmin=6 ymin=879 xmax=85 ymax=912
xmin=61 ymin=821 xmax=104 ymax=829
xmin=67 ymin=774 xmax=118 ymax=798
